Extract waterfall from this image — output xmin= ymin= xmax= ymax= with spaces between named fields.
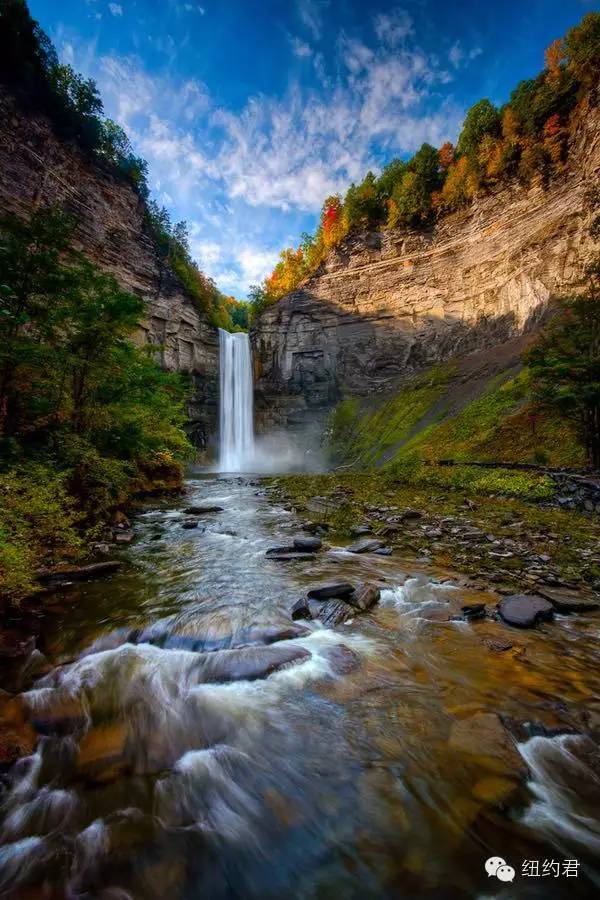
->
xmin=219 ymin=329 xmax=255 ymax=472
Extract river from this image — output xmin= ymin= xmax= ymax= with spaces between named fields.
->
xmin=1 ymin=472 xmax=600 ymax=898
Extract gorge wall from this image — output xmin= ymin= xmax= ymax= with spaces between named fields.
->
xmin=253 ymin=102 xmax=600 ymax=430
xmin=0 ymin=87 xmax=219 ymax=449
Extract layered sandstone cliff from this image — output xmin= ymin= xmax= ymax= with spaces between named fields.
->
xmin=0 ymin=87 xmax=218 ymax=448
xmin=253 ymin=103 xmax=600 ymax=429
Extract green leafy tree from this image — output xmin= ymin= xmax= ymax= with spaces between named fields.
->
xmin=527 ymin=257 xmax=600 ymax=467
xmin=565 ymin=11 xmax=600 ymax=87
xmin=457 ymin=99 xmax=501 ymax=160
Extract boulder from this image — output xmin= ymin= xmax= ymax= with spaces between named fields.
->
xmin=184 ymin=505 xmax=223 ymax=514
xmin=351 ymin=525 xmax=372 ymax=536
xmin=114 ymin=530 xmax=134 ymax=544
xmin=374 ymin=547 xmax=392 ymax=556
xmin=266 ymin=547 xmax=315 ymax=560
xmin=310 ymin=599 xmax=354 ymax=626
xmin=182 ymin=520 xmax=199 ymax=529
xmin=290 ymin=597 xmax=311 ymax=621
xmin=292 ymin=536 xmax=322 ymax=552
xmin=498 ymin=594 xmax=554 ymax=628
xmin=346 ymin=538 xmax=384 ymax=554
xmin=536 ymin=586 xmax=600 ymax=613
xmin=303 ymin=521 xmax=329 ymax=534
xmin=197 ymin=644 xmax=311 ymax=683
xmin=347 ymin=583 xmax=380 ymax=612
xmin=307 ymin=581 xmax=355 ymax=600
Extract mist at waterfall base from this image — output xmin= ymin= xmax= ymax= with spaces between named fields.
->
xmin=218 ymin=328 xmax=323 ymax=474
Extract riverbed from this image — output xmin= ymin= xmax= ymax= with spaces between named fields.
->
xmin=1 ymin=472 xmax=599 ymax=898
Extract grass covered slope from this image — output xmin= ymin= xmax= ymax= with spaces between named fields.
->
xmin=329 ymin=349 xmax=586 ymax=473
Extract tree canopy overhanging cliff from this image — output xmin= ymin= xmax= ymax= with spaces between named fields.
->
xmin=249 ymin=12 xmax=600 ymax=318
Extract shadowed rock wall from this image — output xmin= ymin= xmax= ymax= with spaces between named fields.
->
xmin=0 ymin=87 xmax=218 ymax=449
xmin=253 ymin=102 xmax=600 ymax=430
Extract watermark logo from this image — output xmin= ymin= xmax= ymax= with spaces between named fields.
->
xmin=485 ymin=856 xmax=580 ymax=881
xmin=485 ymin=857 xmax=515 ymax=882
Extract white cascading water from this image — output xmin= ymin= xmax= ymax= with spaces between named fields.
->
xmin=219 ymin=328 xmax=255 ymax=472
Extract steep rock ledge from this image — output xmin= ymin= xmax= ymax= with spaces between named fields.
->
xmin=253 ymin=104 xmax=600 ymax=429
xmin=0 ymin=87 xmax=218 ymax=449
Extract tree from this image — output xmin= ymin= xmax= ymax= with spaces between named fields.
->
xmin=457 ymin=99 xmax=501 ymax=160
xmin=565 ymin=11 xmax=600 ymax=87
xmin=344 ymin=172 xmax=384 ymax=230
xmin=527 ymin=255 xmax=600 ymax=467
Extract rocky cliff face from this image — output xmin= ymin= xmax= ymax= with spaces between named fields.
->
xmin=253 ymin=103 xmax=600 ymax=429
xmin=0 ymin=87 xmax=218 ymax=449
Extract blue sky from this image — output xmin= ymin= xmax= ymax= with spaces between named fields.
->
xmin=28 ymin=0 xmax=597 ymax=298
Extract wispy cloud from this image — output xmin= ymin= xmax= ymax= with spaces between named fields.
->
xmin=58 ymin=6 xmax=465 ymax=294
xmin=108 ymin=3 xmax=123 ymax=17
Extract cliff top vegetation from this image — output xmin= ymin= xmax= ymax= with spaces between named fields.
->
xmin=249 ymin=12 xmax=600 ymax=320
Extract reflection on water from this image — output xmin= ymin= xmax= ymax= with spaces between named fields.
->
xmin=1 ymin=473 xmax=600 ymax=898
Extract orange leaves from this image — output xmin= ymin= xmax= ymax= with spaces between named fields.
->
xmin=545 ymin=38 xmax=565 ymax=84
xmin=438 ymin=141 xmax=455 ymax=171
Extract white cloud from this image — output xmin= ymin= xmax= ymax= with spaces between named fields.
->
xmin=290 ymin=35 xmax=312 ymax=58
xmin=297 ymin=0 xmax=326 ymax=41
xmin=449 ymin=41 xmax=483 ymax=69
xmin=108 ymin=3 xmax=123 ymax=17
xmin=197 ymin=5 xmax=205 ymax=13
xmin=373 ymin=8 xmax=413 ymax=46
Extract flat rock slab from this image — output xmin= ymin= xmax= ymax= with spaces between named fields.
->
xmin=536 ymin=586 xmax=600 ymax=613
xmin=293 ymin=536 xmax=322 ymax=552
xmin=498 ymin=594 xmax=554 ymax=628
xmin=184 ymin=505 xmax=224 ymax=514
xmin=347 ymin=538 xmax=385 ymax=554
xmin=448 ymin=713 xmax=524 ymax=775
xmin=374 ymin=547 xmax=393 ymax=556
xmin=307 ymin=581 xmax=355 ymax=600
xmin=142 ymin=624 xmax=309 ymax=653
xmin=308 ymin=599 xmax=354 ymax=626
xmin=37 ymin=561 xmax=122 ymax=584
xmin=347 ymin=583 xmax=380 ymax=612
xmin=197 ymin=644 xmax=311 ymax=683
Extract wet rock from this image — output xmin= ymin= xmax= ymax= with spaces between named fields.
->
xmin=322 ymin=643 xmax=361 ymax=674
xmin=0 ymin=694 xmax=36 ymax=768
xmin=182 ymin=519 xmax=199 ymax=529
xmin=498 ymin=594 xmax=554 ymax=628
xmin=37 ymin=560 xmax=122 ymax=584
xmin=374 ymin=546 xmax=393 ymax=556
xmin=76 ymin=722 xmax=129 ymax=784
xmin=536 ymin=586 xmax=600 ymax=613
xmin=265 ymin=547 xmax=315 ymax=560
xmin=114 ymin=530 xmax=134 ymax=544
xmin=347 ymin=583 xmax=380 ymax=612
xmin=239 ymin=624 xmax=310 ymax=646
xmin=307 ymin=581 xmax=355 ymax=600
xmin=448 ymin=713 xmax=524 ymax=775
xmin=292 ymin=536 xmax=322 ymax=552
xmin=28 ymin=692 xmax=88 ymax=735
xmin=184 ymin=505 xmax=224 ymax=514
xmin=290 ymin=597 xmax=311 ymax=621
xmin=461 ymin=603 xmax=486 ymax=621
xmin=351 ymin=524 xmax=372 ymax=536
xmin=347 ymin=538 xmax=385 ymax=554
xmin=303 ymin=520 xmax=329 ymax=534
xmin=197 ymin=644 xmax=311 ymax=683
xmin=310 ymin=599 xmax=354 ymax=626
xmin=483 ymin=637 xmax=514 ymax=652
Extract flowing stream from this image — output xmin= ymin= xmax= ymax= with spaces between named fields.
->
xmin=1 ymin=476 xmax=600 ymax=898
xmin=1 ymin=341 xmax=600 ymax=898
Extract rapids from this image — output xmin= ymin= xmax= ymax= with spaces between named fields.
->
xmin=1 ymin=474 xmax=600 ymax=898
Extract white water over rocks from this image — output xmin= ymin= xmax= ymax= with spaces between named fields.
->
xmin=219 ymin=329 xmax=255 ymax=472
